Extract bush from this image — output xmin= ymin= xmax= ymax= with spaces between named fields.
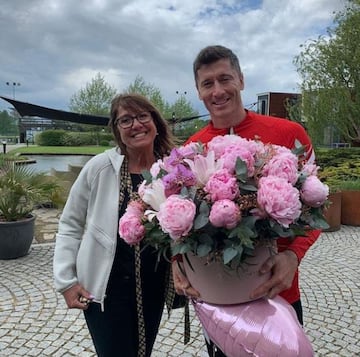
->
xmin=316 ymin=148 xmax=360 ymax=191
xmin=35 ymin=130 xmax=114 ymax=147
xmin=36 ymin=130 xmax=66 ymax=146
xmin=100 ymin=140 xmax=110 ymax=146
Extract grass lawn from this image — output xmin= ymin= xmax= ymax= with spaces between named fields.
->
xmin=9 ymin=145 xmax=110 ymax=155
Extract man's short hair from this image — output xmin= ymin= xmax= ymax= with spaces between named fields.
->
xmin=193 ymin=45 xmax=242 ymax=83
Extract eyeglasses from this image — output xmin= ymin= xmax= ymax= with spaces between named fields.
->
xmin=115 ymin=111 xmax=152 ymax=129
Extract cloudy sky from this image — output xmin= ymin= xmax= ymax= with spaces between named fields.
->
xmin=0 ymin=0 xmax=346 ymax=116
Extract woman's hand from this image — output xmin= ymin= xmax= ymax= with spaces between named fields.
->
xmin=172 ymin=260 xmax=200 ymax=299
xmin=62 ymin=283 xmax=94 ymax=310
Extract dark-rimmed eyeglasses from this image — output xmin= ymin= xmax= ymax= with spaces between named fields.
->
xmin=115 ymin=111 xmax=152 ymax=129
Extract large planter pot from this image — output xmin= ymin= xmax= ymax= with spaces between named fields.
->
xmin=341 ymin=190 xmax=360 ymax=226
xmin=0 ymin=215 xmax=35 ymax=260
xmin=181 ymin=241 xmax=277 ymax=305
xmin=323 ymin=191 xmax=342 ymax=232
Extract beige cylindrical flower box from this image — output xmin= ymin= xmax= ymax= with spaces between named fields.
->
xmin=181 ymin=241 xmax=276 ymax=305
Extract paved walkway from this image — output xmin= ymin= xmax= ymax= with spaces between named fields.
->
xmin=1 ymin=210 xmax=359 ymax=356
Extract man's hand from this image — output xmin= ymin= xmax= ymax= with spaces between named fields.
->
xmin=172 ymin=261 xmax=200 ymax=299
xmin=250 ymin=250 xmax=299 ymax=300
xmin=62 ymin=283 xmax=94 ymax=310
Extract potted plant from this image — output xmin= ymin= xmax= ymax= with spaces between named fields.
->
xmin=322 ymin=187 xmax=342 ymax=232
xmin=339 ymin=180 xmax=360 ymax=226
xmin=316 ymin=147 xmax=360 ymax=229
xmin=0 ymin=159 xmax=64 ymax=259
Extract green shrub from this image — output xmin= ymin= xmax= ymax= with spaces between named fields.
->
xmin=100 ymin=140 xmax=110 ymax=146
xmin=316 ymin=148 xmax=360 ymax=191
xmin=36 ymin=130 xmax=67 ymax=146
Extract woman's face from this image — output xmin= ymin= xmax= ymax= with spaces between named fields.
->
xmin=116 ymin=107 xmax=158 ymax=153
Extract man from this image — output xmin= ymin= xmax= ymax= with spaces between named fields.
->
xmin=172 ymin=45 xmax=320 ymax=356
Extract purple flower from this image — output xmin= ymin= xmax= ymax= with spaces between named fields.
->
xmin=162 ymin=164 xmax=197 ymax=196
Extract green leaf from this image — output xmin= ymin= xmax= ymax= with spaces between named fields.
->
xmin=197 ymin=244 xmax=212 ymax=257
xmin=312 ymin=215 xmax=330 ymax=229
xmin=239 ymin=183 xmax=257 ymax=192
xmin=292 ymin=140 xmax=306 ymax=156
xmin=194 ymin=201 xmax=209 ymax=229
xmin=223 ymin=247 xmax=239 ymax=265
xmin=141 ymin=170 xmax=153 ymax=184
xmin=235 ymin=158 xmax=248 ymax=183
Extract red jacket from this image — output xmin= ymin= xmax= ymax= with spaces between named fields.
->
xmin=185 ymin=110 xmax=321 ymax=303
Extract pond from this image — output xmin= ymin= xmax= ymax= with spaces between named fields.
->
xmin=24 ymin=155 xmax=92 ymax=174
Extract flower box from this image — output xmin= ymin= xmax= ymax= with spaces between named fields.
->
xmin=181 ymin=240 xmax=277 ymax=305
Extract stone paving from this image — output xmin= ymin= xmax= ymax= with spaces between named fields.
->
xmin=0 ymin=209 xmax=359 ymax=356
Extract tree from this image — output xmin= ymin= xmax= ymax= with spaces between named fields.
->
xmin=69 ymin=73 xmax=117 ymax=116
xmin=68 ymin=73 xmax=117 ymax=140
xmin=0 ymin=110 xmax=18 ymax=135
xmin=125 ymin=75 xmax=168 ymax=115
xmin=125 ymin=76 xmax=199 ymax=124
xmin=294 ymin=0 xmax=360 ymax=145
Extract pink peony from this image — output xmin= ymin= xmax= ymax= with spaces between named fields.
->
xmin=220 ymin=145 xmax=256 ymax=176
xmin=208 ymin=135 xmax=255 ymax=159
xmin=157 ymin=195 xmax=196 ymax=240
xmin=301 ymin=163 xmax=319 ymax=177
xmin=125 ymin=200 xmax=144 ymax=216
xmin=119 ymin=213 xmax=145 ymax=245
xmin=204 ymin=169 xmax=239 ymax=202
xmin=257 ymin=176 xmax=302 ymax=227
xmin=300 ymin=176 xmax=329 ymax=207
xmin=209 ymin=199 xmax=241 ymax=229
xmin=262 ymin=152 xmax=299 ymax=185
xmin=177 ymin=142 xmax=199 ymax=159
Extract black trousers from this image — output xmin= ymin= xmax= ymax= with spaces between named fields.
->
xmin=84 ymin=254 xmax=167 ymax=357
xmin=205 ymin=299 xmax=303 ymax=357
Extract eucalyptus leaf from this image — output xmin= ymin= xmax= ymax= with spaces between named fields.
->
xmin=197 ymin=244 xmax=212 ymax=257
xmin=141 ymin=170 xmax=153 ymax=184
xmin=223 ymin=247 xmax=239 ymax=265
xmin=235 ymin=158 xmax=248 ymax=182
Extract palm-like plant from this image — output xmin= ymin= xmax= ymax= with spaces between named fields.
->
xmin=0 ymin=160 xmax=64 ymax=221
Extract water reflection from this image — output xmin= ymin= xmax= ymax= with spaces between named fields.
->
xmin=25 ymin=155 xmax=92 ymax=173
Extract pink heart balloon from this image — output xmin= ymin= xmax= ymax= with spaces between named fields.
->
xmin=193 ymin=296 xmax=314 ymax=357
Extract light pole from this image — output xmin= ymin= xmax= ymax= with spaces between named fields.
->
xmin=173 ymin=91 xmax=188 ymax=135
xmin=6 ymin=81 xmax=21 ymax=99
xmin=174 ymin=90 xmax=187 ymax=120
xmin=6 ymin=81 xmax=23 ymax=142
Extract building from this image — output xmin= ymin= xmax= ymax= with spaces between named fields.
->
xmin=257 ymin=92 xmax=301 ymax=119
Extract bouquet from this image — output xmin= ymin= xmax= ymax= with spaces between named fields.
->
xmin=119 ymin=134 xmax=329 ymax=268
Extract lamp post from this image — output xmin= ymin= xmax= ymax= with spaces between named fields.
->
xmin=174 ymin=90 xmax=187 ymax=120
xmin=172 ymin=91 xmax=187 ymax=134
xmin=6 ymin=81 xmax=23 ymax=142
xmin=6 ymin=81 xmax=21 ymax=99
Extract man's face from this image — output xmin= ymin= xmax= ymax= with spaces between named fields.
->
xmin=196 ymin=58 xmax=244 ymax=124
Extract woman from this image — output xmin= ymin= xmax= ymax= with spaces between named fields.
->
xmin=53 ymin=94 xmax=176 ymax=357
